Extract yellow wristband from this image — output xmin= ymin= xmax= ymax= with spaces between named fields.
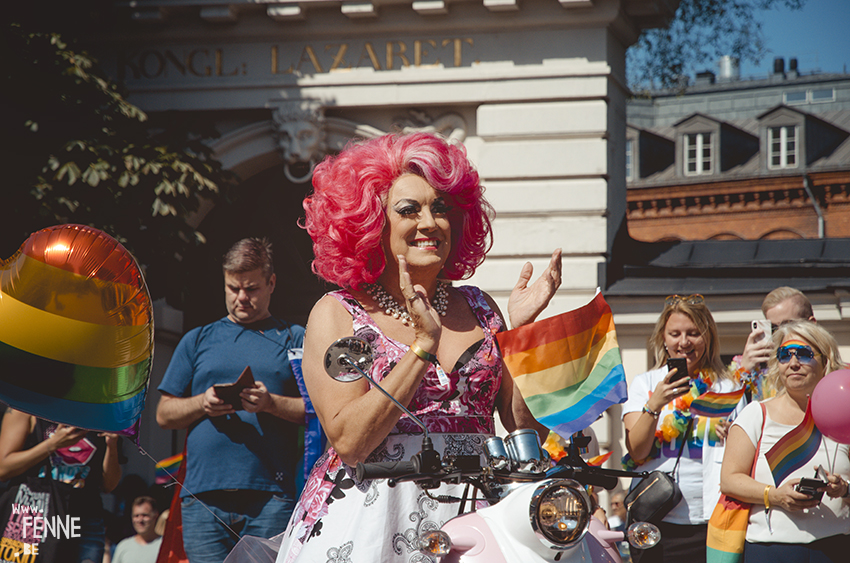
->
xmin=764 ymin=485 xmax=771 ymax=511
xmin=410 ymin=342 xmax=438 ymax=364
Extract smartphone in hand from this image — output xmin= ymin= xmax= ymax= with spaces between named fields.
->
xmin=666 ymin=357 xmax=690 ymax=386
xmin=796 ymin=477 xmax=826 ymax=501
xmin=752 ymin=319 xmax=772 ymax=342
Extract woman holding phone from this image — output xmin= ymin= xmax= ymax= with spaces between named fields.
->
xmin=720 ymin=321 xmax=850 ymax=562
xmin=622 ymin=294 xmax=741 ymax=563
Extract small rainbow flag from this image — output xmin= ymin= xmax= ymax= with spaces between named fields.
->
xmin=765 ymin=397 xmax=821 ymax=486
xmin=497 ymin=290 xmax=627 ymax=439
xmin=688 ymin=388 xmax=746 ymax=419
xmin=155 ymin=453 xmax=184 ymax=485
xmin=586 ymin=451 xmax=613 ymax=467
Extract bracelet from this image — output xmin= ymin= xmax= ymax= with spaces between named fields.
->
xmin=841 ymin=479 xmax=850 ymax=498
xmin=764 ymin=485 xmax=771 ymax=511
xmin=410 ymin=342 xmax=450 ymax=387
xmin=642 ymin=404 xmax=661 ymax=419
xmin=410 ymin=342 xmax=438 ymax=363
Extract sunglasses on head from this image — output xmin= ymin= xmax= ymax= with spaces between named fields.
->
xmin=777 ymin=344 xmax=819 ymax=365
xmin=664 ymin=294 xmax=705 ymax=307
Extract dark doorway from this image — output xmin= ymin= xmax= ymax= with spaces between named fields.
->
xmin=181 ymin=164 xmax=332 ymax=331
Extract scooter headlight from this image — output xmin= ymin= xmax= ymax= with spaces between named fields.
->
xmin=529 ymin=479 xmax=591 ymax=548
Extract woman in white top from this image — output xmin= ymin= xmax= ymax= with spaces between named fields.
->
xmin=623 ymin=295 xmax=738 ymax=563
xmin=721 ymin=321 xmax=850 ymax=562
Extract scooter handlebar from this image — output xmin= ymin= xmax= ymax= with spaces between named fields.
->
xmin=356 ymin=459 xmax=419 ymax=481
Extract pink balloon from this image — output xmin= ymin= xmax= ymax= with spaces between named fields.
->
xmin=812 ymin=369 xmax=850 ymax=444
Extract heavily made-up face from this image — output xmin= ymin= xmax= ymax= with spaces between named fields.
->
xmin=663 ymin=312 xmax=707 ymax=377
xmin=381 ymin=174 xmax=452 ymax=280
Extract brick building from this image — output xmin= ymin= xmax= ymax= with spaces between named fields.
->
xmin=625 ymin=60 xmax=850 ymax=242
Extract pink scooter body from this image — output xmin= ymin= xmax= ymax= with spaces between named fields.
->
xmin=436 ymin=482 xmax=625 ymax=563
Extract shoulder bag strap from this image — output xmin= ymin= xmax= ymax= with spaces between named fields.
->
xmin=670 ymin=417 xmax=694 ymax=480
xmin=751 ymin=402 xmax=767 ymax=478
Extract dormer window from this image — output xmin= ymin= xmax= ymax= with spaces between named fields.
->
xmin=767 ymin=125 xmax=797 ymax=169
xmin=684 ymin=132 xmax=712 ymax=175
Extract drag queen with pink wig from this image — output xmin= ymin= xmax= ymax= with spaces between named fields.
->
xmin=275 ymin=132 xmax=560 ymax=563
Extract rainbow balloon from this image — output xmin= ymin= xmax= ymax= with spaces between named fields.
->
xmin=0 ymin=224 xmax=152 ymax=433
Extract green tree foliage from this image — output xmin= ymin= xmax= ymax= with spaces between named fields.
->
xmin=628 ymin=0 xmax=806 ymax=89
xmin=1 ymin=22 xmax=236 ymax=305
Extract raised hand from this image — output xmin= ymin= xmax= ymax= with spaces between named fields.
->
xmin=646 ymin=367 xmax=691 ymax=413
xmin=398 ymin=255 xmax=441 ymax=350
xmin=740 ymin=326 xmax=772 ymax=371
xmin=508 ymin=248 xmax=562 ymax=328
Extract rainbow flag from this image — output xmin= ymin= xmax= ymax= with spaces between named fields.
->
xmin=688 ymin=388 xmax=746 ymax=419
xmin=497 ymin=290 xmax=626 ymax=439
xmin=155 ymin=453 xmax=184 ymax=485
xmin=706 ymin=493 xmax=750 ymax=563
xmin=586 ymin=451 xmax=613 ymax=467
xmin=765 ymin=398 xmax=822 ymax=485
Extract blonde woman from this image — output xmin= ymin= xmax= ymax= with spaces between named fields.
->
xmin=623 ymin=295 xmax=738 ymax=563
xmin=721 ymin=321 xmax=850 ymax=562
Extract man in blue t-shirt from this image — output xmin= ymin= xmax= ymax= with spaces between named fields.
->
xmin=156 ymin=238 xmax=306 ymax=563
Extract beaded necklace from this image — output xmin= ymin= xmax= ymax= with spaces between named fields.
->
xmin=622 ymin=370 xmax=714 ymax=470
xmin=365 ymin=282 xmax=449 ymax=327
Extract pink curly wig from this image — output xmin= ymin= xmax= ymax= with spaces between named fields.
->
xmin=303 ymin=132 xmax=494 ymax=289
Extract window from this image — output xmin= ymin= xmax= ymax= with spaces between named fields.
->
xmin=684 ymin=132 xmax=712 ymax=175
xmin=811 ymin=88 xmax=835 ymax=103
xmin=784 ymin=91 xmax=807 ymax=105
xmin=768 ymin=125 xmax=798 ymax=169
xmin=625 ymin=139 xmax=634 ymax=180
xmin=783 ymin=88 xmax=835 ymax=105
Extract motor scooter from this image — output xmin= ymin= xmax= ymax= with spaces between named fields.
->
xmin=325 ymin=336 xmax=661 ymax=563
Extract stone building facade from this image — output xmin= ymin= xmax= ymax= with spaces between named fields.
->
xmin=89 ymin=0 xmax=676 ymax=485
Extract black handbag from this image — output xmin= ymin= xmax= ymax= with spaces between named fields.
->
xmin=625 ymin=418 xmax=693 ymax=525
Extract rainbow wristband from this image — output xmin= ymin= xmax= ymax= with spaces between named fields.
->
xmin=410 ymin=342 xmax=438 ymax=364
xmin=410 ymin=342 xmax=450 ymax=387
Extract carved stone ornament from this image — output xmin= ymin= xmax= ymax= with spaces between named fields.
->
xmin=397 ymin=110 xmax=467 ymax=143
xmin=271 ymin=104 xmax=467 ymax=183
xmin=272 ymin=104 xmax=327 ymax=183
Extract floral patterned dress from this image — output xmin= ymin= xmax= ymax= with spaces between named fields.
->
xmin=276 ymin=286 xmax=504 ymax=563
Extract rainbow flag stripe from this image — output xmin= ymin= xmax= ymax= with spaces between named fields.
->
xmin=586 ymin=451 xmax=613 ymax=467
xmin=706 ymin=493 xmax=750 ymax=563
xmin=765 ymin=398 xmax=822 ymax=485
xmin=497 ymin=290 xmax=627 ymax=439
xmin=0 ymin=225 xmax=152 ymax=433
xmin=155 ymin=453 xmax=185 ymax=485
xmin=688 ymin=388 xmax=746 ymax=418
